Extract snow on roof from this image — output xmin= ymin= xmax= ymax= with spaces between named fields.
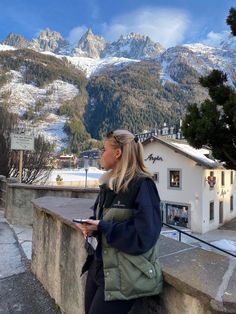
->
xmin=59 ymin=154 xmax=74 ymax=158
xmin=170 ymin=142 xmax=216 ymax=165
xmin=143 ymin=135 xmax=223 ymax=168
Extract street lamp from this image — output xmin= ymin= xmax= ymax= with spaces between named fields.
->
xmin=84 ymin=157 xmax=89 ymax=188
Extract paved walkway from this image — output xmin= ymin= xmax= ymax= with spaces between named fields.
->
xmin=0 ymin=211 xmax=61 ymax=314
xmin=219 ymin=217 xmax=236 ymax=231
xmin=162 ymin=219 xmax=236 ymax=256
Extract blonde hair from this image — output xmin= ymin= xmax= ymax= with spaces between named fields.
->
xmin=100 ymin=129 xmax=152 ymax=193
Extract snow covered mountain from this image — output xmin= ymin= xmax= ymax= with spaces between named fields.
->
xmin=102 ymin=33 xmax=165 ymax=59
xmin=156 ymin=43 xmax=236 ymax=88
xmin=219 ymin=34 xmax=236 ymax=51
xmin=73 ymin=28 xmax=107 ymax=58
xmin=3 ymin=33 xmax=29 ymax=49
xmin=3 ymin=29 xmax=71 ymax=55
xmin=29 ymin=28 xmax=71 ymax=54
xmin=0 ymin=28 xmax=235 ymax=151
xmin=1 ymin=28 xmax=235 ymax=87
xmin=183 ymin=43 xmax=236 ymax=86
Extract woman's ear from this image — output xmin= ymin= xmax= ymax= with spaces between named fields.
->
xmin=115 ymin=148 xmax=122 ymax=160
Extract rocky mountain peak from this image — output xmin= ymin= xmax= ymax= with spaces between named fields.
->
xmin=2 ymin=33 xmax=29 ymax=49
xmin=37 ymin=28 xmax=64 ymax=41
xmin=73 ymin=28 xmax=107 ymax=59
xmin=103 ymin=32 xmax=165 ymax=59
xmin=29 ymin=28 xmax=70 ymax=54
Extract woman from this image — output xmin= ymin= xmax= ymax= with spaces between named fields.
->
xmin=76 ymin=129 xmax=162 ymax=314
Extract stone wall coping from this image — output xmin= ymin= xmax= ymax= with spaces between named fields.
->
xmin=32 ymin=196 xmax=236 ymax=313
xmin=7 ymin=183 xmax=99 ymax=193
xmin=32 ymin=196 xmax=95 ymax=231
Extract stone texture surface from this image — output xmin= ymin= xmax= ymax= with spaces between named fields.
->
xmin=0 ymin=271 xmax=61 ymax=314
xmin=31 ymin=198 xmax=91 ymax=314
xmin=0 ymin=210 xmax=61 ymax=314
xmin=31 ymin=197 xmax=236 ymax=314
xmin=0 ymin=222 xmax=26 ymax=279
xmin=5 ymin=183 xmax=98 ymax=225
xmin=11 ymin=224 xmax=33 ymax=259
xmin=219 ymin=218 xmax=236 ymax=231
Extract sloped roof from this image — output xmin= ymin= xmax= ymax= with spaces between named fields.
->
xmin=142 ymin=135 xmax=224 ymax=169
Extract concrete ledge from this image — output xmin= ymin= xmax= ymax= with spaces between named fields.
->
xmin=7 ymin=183 xmax=99 ymax=192
xmin=4 ymin=183 xmax=98 ymax=225
xmin=31 ymin=197 xmax=236 ymax=314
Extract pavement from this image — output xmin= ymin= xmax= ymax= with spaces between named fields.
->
xmin=219 ymin=217 xmax=236 ymax=231
xmin=162 ymin=219 xmax=236 ymax=257
xmin=0 ymin=210 xmax=61 ymax=314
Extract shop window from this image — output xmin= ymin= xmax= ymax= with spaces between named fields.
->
xmin=166 ymin=203 xmax=188 ymax=227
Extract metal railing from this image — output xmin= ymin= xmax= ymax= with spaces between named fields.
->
xmin=162 ymin=222 xmax=236 ymax=258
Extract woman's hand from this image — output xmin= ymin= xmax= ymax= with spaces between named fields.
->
xmin=85 ymin=219 xmax=100 ymax=232
xmin=75 ymin=223 xmax=88 ymax=238
xmin=75 ymin=219 xmax=100 ymax=238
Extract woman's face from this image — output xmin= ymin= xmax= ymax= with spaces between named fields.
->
xmin=101 ymin=139 xmax=122 ymax=171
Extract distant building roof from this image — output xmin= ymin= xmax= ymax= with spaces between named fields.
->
xmin=79 ymin=149 xmax=101 ymax=159
xmin=59 ymin=154 xmax=74 ymax=159
xmin=142 ymin=135 xmax=224 ymax=169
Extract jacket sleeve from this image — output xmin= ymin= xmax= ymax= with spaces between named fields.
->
xmin=89 ymin=194 xmax=99 ymax=219
xmin=97 ymin=178 xmax=162 ymax=255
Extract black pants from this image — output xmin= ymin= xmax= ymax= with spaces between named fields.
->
xmin=85 ymin=258 xmax=137 ymax=314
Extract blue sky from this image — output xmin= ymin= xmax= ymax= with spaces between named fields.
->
xmin=0 ymin=0 xmax=235 ymax=47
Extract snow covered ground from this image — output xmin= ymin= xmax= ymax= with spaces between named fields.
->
xmin=45 ymin=167 xmax=105 ymax=187
xmin=162 ymin=227 xmax=236 ymax=257
xmin=1 ymin=70 xmax=80 ymax=150
xmin=66 ymin=55 xmax=140 ymax=77
xmin=210 ymin=239 xmax=236 ymax=253
xmin=0 ymin=43 xmax=15 ymax=51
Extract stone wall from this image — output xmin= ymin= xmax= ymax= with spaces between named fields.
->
xmin=0 ymin=176 xmax=98 ymax=225
xmin=32 ymin=197 xmax=236 ymax=314
xmin=0 ymin=175 xmax=7 ymax=210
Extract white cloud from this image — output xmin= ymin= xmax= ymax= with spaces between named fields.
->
xmin=201 ymin=30 xmax=230 ymax=47
xmin=68 ymin=25 xmax=88 ymax=44
xmin=101 ymin=7 xmax=191 ymax=48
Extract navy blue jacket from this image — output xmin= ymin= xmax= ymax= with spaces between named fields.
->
xmin=93 ymin=177 xmax=161 ymax=258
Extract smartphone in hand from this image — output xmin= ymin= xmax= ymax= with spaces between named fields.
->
xmin=73 ymin=218 xmax=89 ymax=224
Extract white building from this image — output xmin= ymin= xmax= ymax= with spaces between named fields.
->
xmin=143 ymin=136 xmax=236 ymax=234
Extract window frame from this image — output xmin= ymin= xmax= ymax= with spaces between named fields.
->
xmin=221 ymin=171 xmax=225 ymax=186
xmin=168 ymin=168 xmax=182 ymax=190
xmin=209 ymin=201 xmax=214 ymax=221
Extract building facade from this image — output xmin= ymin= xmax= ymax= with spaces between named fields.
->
xmin=143 ymin=136 xmax=236 ymax=234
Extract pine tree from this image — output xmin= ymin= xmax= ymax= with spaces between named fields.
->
xmin=227 ymin=7 xmax=236 ymax=36
xmin=182 ymin=70 xmax=236 ymax=169
xmin=182 ymin=8 xmax=236 ymax=169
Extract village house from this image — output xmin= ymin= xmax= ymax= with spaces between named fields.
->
xmin=143 ymin=135 xmax=236 ymax=234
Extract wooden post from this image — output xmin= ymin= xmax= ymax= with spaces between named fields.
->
xmin=19 ymin=150 xmax=23 ymax=183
